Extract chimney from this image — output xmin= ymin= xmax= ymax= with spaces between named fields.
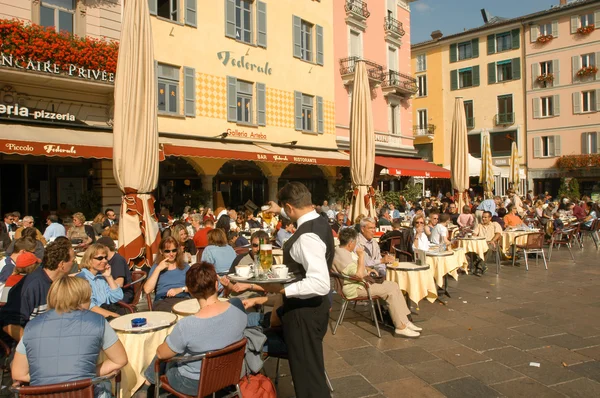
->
xmin=559 ymin=0 xmax=567 ymax=5
xmin=430 ymin=30 xmax=443 ymax=40
xmin=481 ymin=9 xmax=490 ymax=23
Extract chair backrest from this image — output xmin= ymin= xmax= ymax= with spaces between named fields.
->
xmin=329 ymin=271 xmax=349 ymax=300
xmin=129 ymin=270 xmax=147 ymax=307
xmin=198 ymin=338 xmax=247 ymax=397
xmin=525 ymin=232 xmax=545 ymax=249
xmin=234 ymin=246 xmax=249 ymax=256
xmin=388 ymin=236 xmax=402 ymax=256
xmin=196 ymin=246 xmax=206 ymax=259
xmin=12 ymin=379 xmax=95 ymax=397
xmin=592 ymin=219 xmax=600 ymax=232
xmin=0 ymin=286 xmax=11 ymax=304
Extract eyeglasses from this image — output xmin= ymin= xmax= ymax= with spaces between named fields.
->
xmin=163 ymin=249 xmax=178 ymax=254
xmin=415 ymin=221 xmax=424 ymax=224
xmin=252 ymin=243 xmax=260 ymax=247
xmin=93 ymin=256 xmax=108 ymax=261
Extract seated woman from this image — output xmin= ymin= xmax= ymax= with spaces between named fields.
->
xmin=67 ymin=212 xmax=94 ymax=247
xmin=141 ymin=262 xmax=247 ymax=396
xmin=144 ymin=237 xmax=191 ymax=312
xmin=333 ymin=228 xmax=422 ymax=338
xmin=173 ymin=224 xmax=197 ymax=264
xmin=200 ymin=229 xmax=236 ymax=275
xmin=77 ymin=243 xmax=124 ymax=319
xmin=92 ymin=213 xmax=107 ymax=236
xmin=11 ymin=277 xmax=128 ymax=397
xmin=411 ymin=215 xmax=430 ymax=252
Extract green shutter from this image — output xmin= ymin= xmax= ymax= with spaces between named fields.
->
xmin=316 ymin=96 xmax=324 ymax=134
xmin=472 ymin=65 xmax=480 ymax=86
xmin=511 ymin=58 xmax=521 ymax=80
xmin=450 ymin=70 xmax=458 ymax=91
xmin=185 ymin=0 xmax=197 ymax=27
xmin=294 ymin=91 xmax=302 ymax=130
xmin=488 ymin=62 xmax=496 ymax=84
xmin=257 ymin=1 xmax=267 ymax=48
xmin=148 ymin=0 xmax=157 ymax=15
xmin=487 ymin=34 xmax=496 ymax=55
xmin=450 ymin=43 xmax=457 ymax=63
xmin=227 ymin=76 xmax=237 ymax=122
xmin=511 ymin=29 xmax=520 ymax=50
xmin=225 ymin=0 xmax=236 ymax=39
xmin=257 ymin=83 xmax=266 ymax=126
xmin=293 ymin=16 xmax=302 ymax=59
xmin=472 ymin=38 xmax=479 ymax=58
xmin=184 ymin=67 xmax=195 ymax=117
xmin=316 ymin=25 xmax=324 ymax=66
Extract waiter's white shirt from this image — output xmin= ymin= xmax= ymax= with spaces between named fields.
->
xmin=282 ymin=210 xmax=331 ymax=299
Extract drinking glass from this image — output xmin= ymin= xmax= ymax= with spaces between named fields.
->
xmin=259 ymin=243 xmax=273 ymax=272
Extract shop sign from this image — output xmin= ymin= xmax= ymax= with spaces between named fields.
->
xmin=493 ymin=158 xmax=509 ymax=166
xmin=0 ymin=104 xmax=76 ymax=122
xmin=375 ymin=134 xmax=402 ymax=146
xmin=0 ymin=53 xmax=115 ymax=83
xmin=375 ymin=134 xmax=389 ymax=143
xmin=1 ymin=139 xmax=112 ymax=159
xmin=217 ymin=51 xmax=272 ymax=75
xmin=255 ymin=153 xmax=318 ymax=164
xmin=225 ymin=128 xmax=267 ymax=140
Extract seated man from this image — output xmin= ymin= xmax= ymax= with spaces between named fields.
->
xmin=503 ymin=204 xmax=524 ymax=228
xmin=430 ymin=213 xmax=451 ymax=247
xmin=425 ymin=210 xmax=439 ymax=238
xmin=473 ymin=211 xmax=502 ymax=252
xmin=378 ymin=210 xmax=392 ymax=227
xmin=357 ymin=217 xmax=394 ymax=276
xmin=378 ymin=221 xmax=403 ymax=253
xmin=276 ymin=219 xmax=294 ymax=247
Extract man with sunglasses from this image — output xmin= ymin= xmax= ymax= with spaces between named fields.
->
xmin=425 ymin=211 xmax=439 ymax=239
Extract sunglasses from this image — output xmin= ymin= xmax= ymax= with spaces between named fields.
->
xmin=93 ymin=256 xmax=108 ymax=261
xmin=415 ymin=221 xmax=424 ymax=224
xmin=163 ymin=249 xmax=178 ymax=254
xmin=252 ymin=243 xmax=260 ymax=247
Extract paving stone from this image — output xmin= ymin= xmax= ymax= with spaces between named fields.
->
xmin=459 ymin=360 xmax=524 ymax=384
xmin=412 ymin=334 xmax=462 ymax=352
xmin=405 ymin=359 xmax=467 ymax=384
xmin=501 ymin=307 xmax=544 ymax=319
xmin=496 ymin=332 xmax=548 ymax=350
xmin=375 ymin=377 xmax=445 ymax=398
xmin=485 ymin=346 xmax=543 ymax=367
xmin=330 ymin=375 xmax=379 ymax=398
xmin=434 ymin=376 xmax=503 ymax=398
xmin=528 ymin=345 xmax=592 ymax=366
xmin=354 ymin=360 xmax=413 ymax=385
xmin=384 ymin=346 xmax=438 ymax=365
xmin=510 ymin=323 xmax=566 ymax=338
xmin=575 ymin=346 xmax=600 ymax=361
xmin=552 ymin=377 xmax=600 ymax=398
xmin=338 ymin=346 xmax=392 ymax=367
xmin=432 ymin=345 xmax=491 ymax=366
xmin=542 ymin=333 xmax=598 ymax=350
xmin=568 ymin=360 xmax=600 ymax=383
xmin=514 ymin=359 xmax=581 ymax=386
xmin=455 ymin=335 xmax=508 ymax=352
xmin=492 ymin=377 xmax=566 ymax=398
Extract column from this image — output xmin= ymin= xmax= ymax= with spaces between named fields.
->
xmin=201 ymin=174 xmax=215 ymax=209
xmin=326 ymin=176 xmax=337 ymax=198
xmin=268 ymin=176 xmax=279 ymax=202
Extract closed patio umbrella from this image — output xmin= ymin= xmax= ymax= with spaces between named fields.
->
xmin=113 ymin=0 xmax=161 ymax=267
xmin=450 ymin=97 xmax=469 ymax=211
xmin=479 ymin=132 xmax=495 ymax=199
xmin=509 ymin=141 xmax=521 ymax=194
xmin=350 ymin=61 xmax=376 ymax=222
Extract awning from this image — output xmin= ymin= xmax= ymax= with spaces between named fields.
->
xmin=161 ymin=137 xmax=350 ymax=167
xmin=375 ymin=155 xmax=451 ymax=178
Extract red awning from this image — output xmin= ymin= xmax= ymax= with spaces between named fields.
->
xmin=375 ymin=156 xmax=450 ymax=179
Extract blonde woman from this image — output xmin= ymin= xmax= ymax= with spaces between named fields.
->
xmin=172 ymin=224 xmax=197 ymax=264
xmin=67 ymin=212 xmax=93 ymax=246
xmin=76 ymin=243 xmax=124 ymax=319
xmin=11 ymin=277 xmax=128 ymax=397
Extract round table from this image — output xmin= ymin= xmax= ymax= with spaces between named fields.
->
xmin=425 ymin=250 xmax=462 ymax=288
xmin=455 ymin=237 xmax=489 ymax=260
xmin=172 ymin=298 xmax=229 ymax=319
xmin=385 ymin=262 xmax=438 ymax=305
xmin=501 ymin=230 xmax=532 ymax=256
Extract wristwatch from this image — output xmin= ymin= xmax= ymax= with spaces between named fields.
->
xmin=181 ymin=286 xmax=187 ymax=292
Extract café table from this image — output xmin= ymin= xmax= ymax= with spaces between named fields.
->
xmin=501 ymin=229 xmax=534 ymax=256
xmin=108 ymin=311 xmax=177 ymax=398
xmin=385 ymin=262 xmax=438 ymax=305
xmin=172 ymin=297 xmax=229 ymax=319
xmin=455 ymin=237 xmax=489 ymax=261
xmin=425 ymin=250 xmax=462 ymax=289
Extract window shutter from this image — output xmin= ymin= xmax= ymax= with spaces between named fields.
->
xmin=595 ymin=89 xmax=600 ymax=111
xmin=533 ymin=137 xmax=541 ymax=158
xmin=573 ymin=92 xmax=581 ymax=114
xmin=533 ymin=98 xmax=541 ymax=118
xmin=595 ymin=52 xmax=600 ymax=80
xmin=571 ymin=15 xmax=578 ymax=34
xmin=553 ymin=95 xmax=560 ymax=116
xmin=487 ymin=34 xmax=496 ymax=55
xmin=472 ymin=65 xmax=480 ymax=86
xmin=596 ymin=11 xmax=600 ymax=27
xmin=582 ymin=132 xmax=589 ymax=154
xmin=227 ymin=76 xmax=237 ymax=122
xmin=316 ymin=25 xmax=324 ymax=66
xmin=511 ymin=29 xmax=520 ymax=50
xmin=554 ymin=135 xmax=561 ymax=156
xmin=531 ymin=63 xmax=540 ymax=88
xmin=148 ymin=0 xmax=157 ymax=15
xmin=552 ymin=20 xmax=559 ymax=37
xmin=450 ymin=44 xmax=457 ymax=63
xmin=256 ymin=83 xmax=266 ymax=126
xmin=596 ymin=132 xmax=600 ymax=154
xmin=184 ymin=67 xmax=195 ymax=117
xmin=488 ymin=62 xmax=496 ymax=84
xmin=316 ymin=96 xmax=324 ymax=134
xmin=530 ymin=25 xmax=539 ymax=42
xmin=552 ymin=59 xmax=560 ymax=85
xmin=225 ymin=0 xmax=236 ymax=39
xmin=185 ymin=0 xmax=197 ymax=27
xmin=294 ymin=91 xmax=302 ymax=130
xmin=257 ymin=1 xmax=267 ymax=48
xmin=572 ymin=55 xmax=581 ymax=83
xmin=293 ymin=16 xmax=302 ymax=59
xmin=472 ymin=38 xmax=479 ymax=58
xmin=512 ymin=58 xmax=521 ymax=80
xmin=450 ymin=70 xmax=458 ymax=90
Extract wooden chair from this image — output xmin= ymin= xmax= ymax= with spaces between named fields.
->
xmin=548 ymin=228 xmax=576 ymax=261
xmin=116 ymin=270 xmax=147 ymax=313
xmin=154 ymin=338 xmax=247 ymax=398
xmin=512 ymin=232 xmax=547 ymax=271
xmin=234 ymin=246 xmax=250 ymax=256
xmin=11 ymin=370 xmax=121 ymax=397
xmin=330 ymin=271 xmax=383 ymax=338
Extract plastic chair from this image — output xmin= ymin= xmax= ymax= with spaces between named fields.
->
xmin=330 ymin=271 xmax=383 ymax=338
xmin=11 ymin=370 xmax=121 ymax=397
xmin=579 ymin=219 xmax=599 ymax=249
xmin=116 ymin=270 xmax=147 ymax=313
xmin=484 ymin=243 xmax=501 ymax=274
xmin=548 ymin=228 xmax=576 ymax=261
xmin=154 ymin=338 xmax=247 ymax=398
xmin=512 ymin=232 xmax=547 ymax=271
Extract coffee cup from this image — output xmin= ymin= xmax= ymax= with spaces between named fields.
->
xmin=235 ymin=265 xmax=252 ymax=278
xmin=272 ymin=265 xmax=288 ymax=279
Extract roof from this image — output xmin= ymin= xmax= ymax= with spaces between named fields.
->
xmin=412 ymin=0 xmax=599 ymax=49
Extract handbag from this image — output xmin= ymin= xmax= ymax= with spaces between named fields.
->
xmin=364 ymin=271 xmax=384 ymax=284
xmin=239 ymin=374 xmax=277 ymax=398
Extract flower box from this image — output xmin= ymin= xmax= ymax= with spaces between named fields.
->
xmin=556 ymin=154 xmax=600 ymax=170
xmin=576 ymin=24 xmax=595 ymax=35
xmin=536 ymin=73 xmax=554 ymax=83
xmin=536 ymin=34 xmax=554 ymax=44
xmin=577 ymin=66 xmax=599 ymax=77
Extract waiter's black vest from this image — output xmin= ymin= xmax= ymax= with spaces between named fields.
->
xmin=283 ymin=214 xmax=334 ymax=280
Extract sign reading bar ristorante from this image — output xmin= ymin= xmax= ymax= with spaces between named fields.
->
xmin=0 ymin=53 xmax=115 ymax=83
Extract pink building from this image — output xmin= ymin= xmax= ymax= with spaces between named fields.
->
xmin=525 ymin=0 xmax=600 ymax=196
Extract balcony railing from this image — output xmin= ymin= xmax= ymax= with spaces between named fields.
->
xmin=413 ymin=124 xmax=436 ymax=136
xmin=466 ymin=117 xmax=475 ymax=129
xmin=345 ymin=0 xmax=370 ymax=20
xmin=339 ymin=56 xmax=385 ymax=84
xmin=495 ymin=112 xmax=515 ymax=126
xmin=384 ymin=16 xmax=405 ymax=37
xmin=382 ymin=70 xmax=418 ymax=97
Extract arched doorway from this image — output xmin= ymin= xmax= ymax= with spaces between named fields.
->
xmin=279 ymin=164 xmax=327 ymax=204
xmin=216 ymin=160 xmax=267 ymax=209
xmin=158 ymin=157 xmax=203 ymax=214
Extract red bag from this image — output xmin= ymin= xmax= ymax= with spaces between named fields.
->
xmin=239 ymin=374 xmax=277 ymax=398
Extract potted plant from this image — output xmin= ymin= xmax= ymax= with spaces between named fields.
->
xmin=577 ymin=66 xmax=599 ymax=77
xmin=537 ymin=73 xmax=554 ymax=84
xmin=577 ymin=24 xmax=595 ymax=35
xmin=536 ymin=34 xmax=554 ymax=44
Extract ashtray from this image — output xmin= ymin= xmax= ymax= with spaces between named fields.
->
xmin=131 ymin=318 xmax=147 ymax=328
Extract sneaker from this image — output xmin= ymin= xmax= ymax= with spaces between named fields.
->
xmin=407 ymin=322 xmax=423 ymax=332
xmin=395 ymin=327 xmax=420 ymax=338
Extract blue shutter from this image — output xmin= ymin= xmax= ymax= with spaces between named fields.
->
xmin=316 ymin=96 xmax=324 ymax=134
xmin=257 ymin=1 xmax=267 ymax=48
xmin=257 ymin=83 xmax=266 ymax=126
xmin=225 ymin=0 xmax=236 ymax=39
xmin=316 ymin=25 xmax=324 ymax=66
xmin=148 ymin=0 xmax=157 ymax=15
xmin=184 ymin=67 xmax=195 ymax=117
xmin=185 ymin=0 xmax=197 ymax=27
xmin=293 ymin=16 xmax=302 ymax=59
xmin=294 ymin=91 xmax=302 ymax=130
xmin=227 ymin=76 xmax=237 ymax=122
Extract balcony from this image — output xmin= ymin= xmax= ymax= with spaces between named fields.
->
xmin=413 ymin=124 xmax=436 ymax=136
xmin=339 ymin=57 xmax=385 ymax=86
xmin=495 ymin=113 xmax=515 ymax=126
xmin=382 ymin=70 xmax=418 ymax=98
xmin=466 ymin=117 xmax=475 ymax=129
xmin=345 ymin=0 xmax=370 ymax=30
xmin=384 ymin=16 xmax=405 ymax=46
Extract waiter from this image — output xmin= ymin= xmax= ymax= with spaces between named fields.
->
xmin=264 ymin=182 xmax=333 ymax=398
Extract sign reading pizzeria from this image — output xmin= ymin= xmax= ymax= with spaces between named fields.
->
xmin=0 ymin=104 xmax=77 ymax=123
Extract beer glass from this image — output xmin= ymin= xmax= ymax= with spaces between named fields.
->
xmin=259 ymin=243 xmax=273 ymax=272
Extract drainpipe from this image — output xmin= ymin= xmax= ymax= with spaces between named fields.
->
xmin=520 ymin=20 xmax=529 ymax=193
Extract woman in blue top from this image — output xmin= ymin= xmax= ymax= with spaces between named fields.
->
xmin=144 ymin=236 xmax=191 ymax=312
xmin=201 ymin=229 xmax=236 ymax=274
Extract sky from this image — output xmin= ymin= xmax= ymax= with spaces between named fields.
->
xmin=410 ymin=0 xmax=566 ymax=44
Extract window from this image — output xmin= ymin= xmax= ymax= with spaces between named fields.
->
xmin=228 ymin=77 xmax=266 ymax=125
xmin=539 ymin=23 xmax=553 ymax=36
xmin=468 ymin=134 xmax=481 ymax=158
xmin=464 ymin=100 xmax=474 ymax=128
xmin=293 ymin=16 xmax=323 ymax=65
xmin=534 ymin=135 xmax=560 ymax=158
xmin=157 ymin=63 xmax=179 ymax=114
xmin=416 ymin=54 xmax=427 ymax=72
xmin=488 ymin=30 xmax=519 ymax=54
xmin=417 ymin=109 xmax=427 ymax=134
xmin=541 ymin=136 xmax=556 ymax=157
xmin=450 ymin=39 xmax=479 ymax=62
xmin=301 ymin=94 xmax=313 ymax=131
xmin=459 ymin=68 xmax=473 ymax=88
xmin=540 ymin=60 xmax=552 ymax=75
xmin=582 ymin=132 xmax=599 ymax=154
xmin=157 ymin=0 xmax=178 ymax=22
xmin=490 ymin=131 xmax=516 ymax=157
xmin=300 ymin=21 xmax=313 ymax=62
xmin=581 ymin=53 xmax=595 ymax=68
xmin=541 ymin=96 xmax=554 ymax=117
xmin=582 ymin=91 xmax=596 ymax=112
xmin=40 ymin=0 xmax=75 ymax=34
xmin=236 ymin=80 xmax=253 ymax=124
xmin=295 ymin=92 xmax=323 ymax=133
xmin=497 ymin=61 xmax=513 ymax=82
xmin=451 ymin=66 xmax=479 ymax=90
xmin=458 ymin=41 xmax=472 ymax=60
xmin=417 ymin=75 xmax=427 ymax=97
xmin=225 ymin=1 xmax=267 ymax=47
xmin=496 ymin=33 xmax=512 ymax=52
xmin=234 ymin=0 xmax=252 ymax=44
xmin=580 ymin=13 xmax=594 ymax=28
xmin=489 ymin=58 xmax=520 ymax=84
xmin=389 ymin=104 xmax=399 ymax=135
xmin=497 ymin=95 xmax=514 ymax=124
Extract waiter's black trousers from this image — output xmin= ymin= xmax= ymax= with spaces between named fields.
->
xmin=282 ymin=295 xmax=330 ymax=398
